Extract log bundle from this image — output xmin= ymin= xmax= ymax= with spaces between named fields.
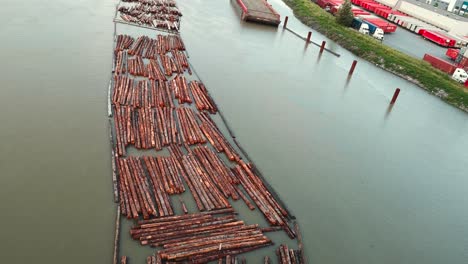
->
xmin=190 ymin=81 xmax=217 ymax=113
xmin=112 ymin=105 xmax=179 ymax=155
xmin=180 ymin=154 xmax=230 ymax=211
xmin=176 ymin=107 xmax=206 ymax=145
xmin=131 ymin=211 xmax=272 ymax=263
xmin=118 ymin=0 xmax=182 ymax=32
xmin=198 ymin=112 xmax=240 ymax=161
xmin=276 ymin=244 xmax=303 ymax=264
xmin=118 ymin=156 xmax=175 ymax=218
xmin=116 ymin=35 xmax=134 ymax=52
xmin=233 ymin=160 xmax=296 ymax=238
xmin=117 ymin=157 xmax=158 ymax=219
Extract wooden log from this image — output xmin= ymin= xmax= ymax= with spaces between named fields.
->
xmin=180 ymin=197 xmax=188 ymax=214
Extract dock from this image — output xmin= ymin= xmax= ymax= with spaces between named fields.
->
xmin=235 ymin=0 xmax=281 ymax=26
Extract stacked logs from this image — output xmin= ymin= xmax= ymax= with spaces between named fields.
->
xmin=171 ymin=50 xmax=191 ymax=74
xmin=276 ymin=245 xmax=303 ymax=264
xmin=147 ymin=60 xmax=167 ymax=81
xmin=117 ymin=157 xmax=157 ymax=219
xmin=115 ymin=35 xmax=134 ymax=52
xmin=128 ymin=56 xmax=147 ymax=77
xmin=118 ymin=1 xmax=181 ymax=32
xmin=158 ymin=53 xmax=190 ymax=76
xmin=192 ymin=146 xmax=239 ymax=200
xmin=112 ymin=78 xmax=173 ymax=107
xmin=176 ymin=107 xmax=206 ymax=145
xmin=143 ymin=38 xmax=158 ymax=59
xmin=180 ymin=154 xmax=230 ymax=211
xmin=130 ymin=211 xmax=272 ymax=262
xmin=115 ymin=51 xmax=128 ymax=75
xmin=198 ymin=112 xmax=240 ymax=161
xmin=157 ymin=35 xmax=185 ymax=53
xmin=113 ymin=105 xmax=179 ymax=155
xmin=141 ymin=156 xmax=176 ymax=216
xmin=170 ymin=75 xmax=191 ymax=104
xmin=233 ymin=160 xmax=296 ymax=238
xmin=145 ymin=156 xmax=185 ymax=194
xmin=159 ymin=54 xmax=175 ymax=76
xmin=128 ymin=36 xmax=150 ymax=57
xmin=189 ymin=80 xmax=217 ymax=113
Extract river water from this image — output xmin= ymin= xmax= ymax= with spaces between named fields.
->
xmin=1 ymin=0 xmax=468 ymax=263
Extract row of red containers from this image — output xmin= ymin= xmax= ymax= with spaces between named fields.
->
xmin=350 ymin=0 xmax=398 ymax=33
xmin=419 ymin=29 xmax=457 ymax=47
xmin=423 ymin=54 xmax=457 ymax=75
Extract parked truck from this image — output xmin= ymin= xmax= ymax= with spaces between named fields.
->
xmin=351 ymin=17 xmax=384 ymax=41
xmin=423 ymin=53 xmax=468 ymax=83
xmin=420 ymin=30 xmax=457 ymax=47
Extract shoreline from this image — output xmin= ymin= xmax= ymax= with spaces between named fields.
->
xmin=282 ymin=0 xmax=468 ymax=113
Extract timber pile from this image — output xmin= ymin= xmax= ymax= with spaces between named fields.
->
xmin=276 ymin=244 xmax=303 ymax=264
xmin=170 ymin=75 xmax=192 ymax=104
xmin=176 ymin=107 xmax=206 ymax=145
xmin=192 ymin=146 xmax=239 ymax=200
xmin=198 ymin=112 xmax=240 ymax=161
xmin=116 ymin=35 xmax=135 ymax=52
xmin=115 ymin=51 xmax=128 ymax=75
xmin=113 ymin=105 xmax=178 ymax=155
xmin=118 ymin=156 xmax=175 ymax=218
xmin=233 ymin=160 xmax=296 ymax=238
xmin=114 ymin=35 xmax=190 ymax=78
xmin=117 ymin=157 xmax=158 ymax=219
xmin=180 ymin=154 xmax=230 ymax=211
xmin=144 ymin=156 xmax=185 ymax=194
xmin=189 ymin=81 xmax=217 ymax=113
xmin=118 ymin=0 xmax=182 ymax=32
xmin=131 ymin=211 xmax=272 ymax=262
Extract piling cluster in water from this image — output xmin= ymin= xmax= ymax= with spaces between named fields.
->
xmin=118 ymin=0 xmax=182 ymax=32
xmin=110 ymin=1 xmax=304 ymax=262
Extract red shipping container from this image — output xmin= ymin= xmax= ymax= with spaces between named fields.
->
xmin=352 ymin=9 xmax=371 ymax=16
xmin=355 ymin=0 xmax=374 ymax=6
xmin=363 ymin=17 xmax=397 ymax=33
xmin=365 ymin=3 xmax=385 ymax=12
xmin=374 ymin=7 xmax=392 ymax=18
xmin=423 ymin=54 xmax=457 ymax=75
xmin=421 ymin=30 xmax=457 ymax=47
xmin=446 ymin=48 xmax=459 ymax=60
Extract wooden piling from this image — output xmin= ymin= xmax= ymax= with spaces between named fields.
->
xmin=320 ymin=41 xmax=326 ymax=53
xmin=283 ymin=16 xmax=288 ymax=28
xmin=348 ymin=60 xmax=358 ymax=76
xmin=390 ymin=88 xmax=400 ymax=104
xmin=306 ymin=32 xmax=312 ymax=43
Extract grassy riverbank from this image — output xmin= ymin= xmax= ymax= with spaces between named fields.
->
xmin=283 ymin=0 xmax=468 ymax=112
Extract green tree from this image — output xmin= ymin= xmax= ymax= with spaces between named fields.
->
xmin=336 ymin=0 xmax=354 ymax=27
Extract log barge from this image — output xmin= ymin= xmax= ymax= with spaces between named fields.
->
xmin=108 ymin=0 xmax=303 ymax=262
xmin=234 ymin=0 xmax=281 ymax=26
